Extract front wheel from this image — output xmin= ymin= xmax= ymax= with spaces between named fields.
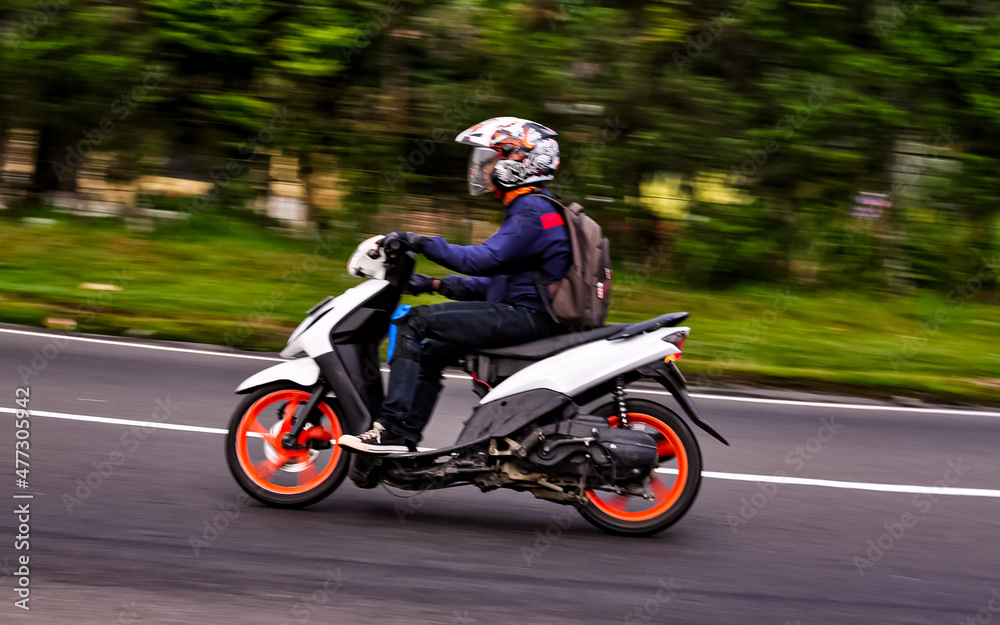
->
xmin=578 ymin=399 xmax=702 ymax=536
xmin=225 ymin=382 xmax=350 ymax=508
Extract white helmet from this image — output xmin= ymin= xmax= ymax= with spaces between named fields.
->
xmin=455 ymin=117 xmax=560 ymax=196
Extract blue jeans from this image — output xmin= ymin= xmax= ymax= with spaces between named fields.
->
xmin=380 ymin=301 xmax=559 ymax=443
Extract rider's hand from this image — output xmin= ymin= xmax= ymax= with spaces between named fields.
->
xmin=406 ymin=274 xmax=438 ymax=295
xmin=380 ymin=231 xmax=428 ymax=253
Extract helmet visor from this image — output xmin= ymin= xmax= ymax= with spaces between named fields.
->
xmin=467 ymin=147 xmax=499 ymax=196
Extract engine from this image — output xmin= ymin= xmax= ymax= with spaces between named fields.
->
xmin=516 ymin=415 xmax=659 ymax=485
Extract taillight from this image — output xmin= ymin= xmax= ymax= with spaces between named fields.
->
xmin=662 ymin=331 xmax=686 ymax=361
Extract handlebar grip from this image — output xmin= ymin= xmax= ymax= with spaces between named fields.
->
xmin=384 ymin=238 xmax=405 ymax=254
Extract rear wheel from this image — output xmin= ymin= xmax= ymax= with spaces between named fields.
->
xmin=225 ymin=382 xmax=350 ymax=508
xmin=578 ymin=399 xmax=702 ymax=536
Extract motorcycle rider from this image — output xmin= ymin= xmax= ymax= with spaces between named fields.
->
xmin=338 ymin=117 xmax=570 ymax=454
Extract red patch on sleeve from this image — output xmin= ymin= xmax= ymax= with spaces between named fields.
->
xmin=540 ymin=212 xmax=564 ymax=230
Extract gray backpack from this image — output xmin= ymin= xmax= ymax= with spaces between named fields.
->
xmin=531 ymin=192 xmax=612 ymax=330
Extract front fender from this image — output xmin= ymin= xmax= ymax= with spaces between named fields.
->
xmin=236 ymin=359 xmax=321 ymax=393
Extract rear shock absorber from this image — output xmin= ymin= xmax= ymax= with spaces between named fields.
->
xmin=613 ymin=375 xmax=629 ymax=427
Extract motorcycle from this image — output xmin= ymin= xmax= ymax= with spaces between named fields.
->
xmin=225 ymin=236 xmax=728 ymax=536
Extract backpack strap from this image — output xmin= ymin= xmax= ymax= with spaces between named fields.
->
xmin=527 ymin=189 xmax=568 ymax=212
xmin=527 ymin=190 xmax=569 ymax=325
xmin=531 ymin=269 xmax=558 ymax=325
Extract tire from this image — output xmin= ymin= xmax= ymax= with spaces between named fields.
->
xmin=225 ymin=382 xmax=351 ymax=508
xmin=577 ymin=398 xmax=702 ymax=537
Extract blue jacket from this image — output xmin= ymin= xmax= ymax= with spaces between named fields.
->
xmin=424 ymin=191 xmax=571 ymax=312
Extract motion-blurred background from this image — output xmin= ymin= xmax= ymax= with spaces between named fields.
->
xmin=0 ymin=0 xmax=997 ymax=402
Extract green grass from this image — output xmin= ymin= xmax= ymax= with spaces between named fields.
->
xmin=1 ymin=215 xmax=998 ymax=405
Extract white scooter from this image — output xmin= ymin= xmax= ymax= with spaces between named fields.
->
xmin=225 ymin=236 xmax=728 ymax=535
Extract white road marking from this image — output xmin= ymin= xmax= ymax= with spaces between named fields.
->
xmin=654 ymin=467 xmax=1000 ymax=497
xmin=650 ymin=389 xmax=1000 ymax=419
xmin=694 ymin=470 xmax=1000 ymax=498
xmin=0 ymin=406 xmax=228 ymax=435
xmin=4 ymin=326 xmax=999 ymax=418
xmin=4 ymin=405 xmax=999 ymax=498
xmin=0 ymin=327 xmax=281 ymax=362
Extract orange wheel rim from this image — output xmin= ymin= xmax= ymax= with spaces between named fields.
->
xmin=235 ymin=389 xmax=343 ymax=495
xmin=586 ymin=413 xmax=689 ymax=522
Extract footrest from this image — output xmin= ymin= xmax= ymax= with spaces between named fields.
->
xmin=389 ymin=443 xmax=469 ymax=460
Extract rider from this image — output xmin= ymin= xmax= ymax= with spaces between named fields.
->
xmin=338 ymin=117 xmax=571 ymax=454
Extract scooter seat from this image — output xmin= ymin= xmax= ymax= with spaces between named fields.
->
xmin=475 ymin=312 xmax=689 ymax=361
xmin=476 ymin=325 xmax=620 ymax=360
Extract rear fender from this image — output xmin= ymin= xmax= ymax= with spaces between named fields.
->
xmin=639 ymin=361 xmax=729 ymax=446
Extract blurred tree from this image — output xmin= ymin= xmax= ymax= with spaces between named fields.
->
xmin=0 ymin=0 xmax=995 ymax=295
xmin=4 ymin=1 xmax=150 ymax=196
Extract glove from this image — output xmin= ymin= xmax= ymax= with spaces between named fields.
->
xmin=380 ymin=231 xmax=427 ymax=253
xmin=406 ymin=274 xmax=437 ymax=295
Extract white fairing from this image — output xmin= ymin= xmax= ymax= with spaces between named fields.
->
xmin=480 ymin=327 xmax=689 ymax=404
xmin=347 ymin=236 xmax=389 ymax=280
xmin=236 ymin=359 xmax=321 ymax=392
xmin=280 ymin=279 xmax=389 ymax=359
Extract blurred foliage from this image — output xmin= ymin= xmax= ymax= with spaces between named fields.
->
xmin=0 ymin=0 xmax=998 ymax=296
xmin=2 ymin=219 xmax=999 ymax=402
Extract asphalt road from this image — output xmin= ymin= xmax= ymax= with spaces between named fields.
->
xmin=1 ymin=324 xmax=999 ymax=625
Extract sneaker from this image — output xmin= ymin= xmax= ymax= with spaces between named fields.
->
xmin=338 ymin=422 xmax=416 ymax=455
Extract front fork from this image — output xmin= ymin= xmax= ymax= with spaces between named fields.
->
xmin=280 ymin=381 xmax=328 ymax=450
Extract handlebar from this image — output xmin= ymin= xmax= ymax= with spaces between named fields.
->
xmin=384 ymin=237 xmax=406 ymax=254
xmin=369 ymin=235 xmax=410 ymax=259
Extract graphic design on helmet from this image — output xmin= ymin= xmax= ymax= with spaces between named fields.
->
xmin=456 ymin=117 xmax=560 ymax=196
